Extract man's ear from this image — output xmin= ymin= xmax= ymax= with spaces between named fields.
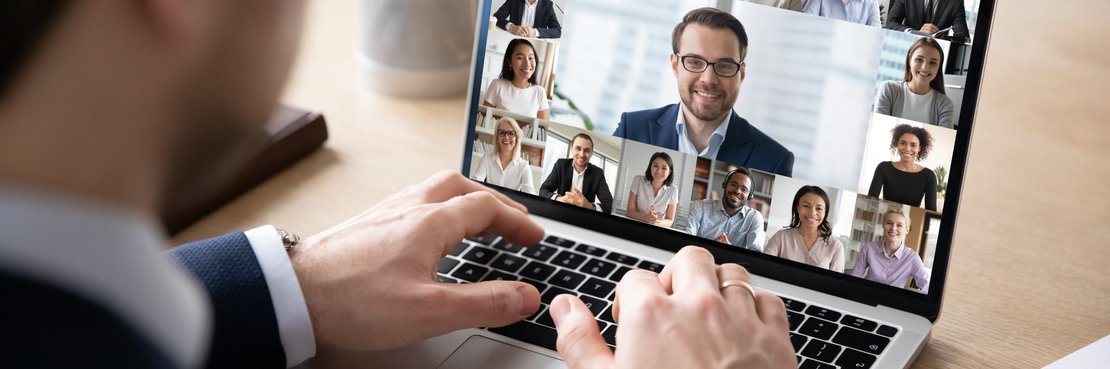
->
xmin=739 ymin=61 xmax=747 ymax=82
xmin=670 ymin=52 xmax=680 ymax=77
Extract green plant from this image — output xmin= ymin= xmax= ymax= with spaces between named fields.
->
xmin=935 ymin=166 xmax=948 ymax=196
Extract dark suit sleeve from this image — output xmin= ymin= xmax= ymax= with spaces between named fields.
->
xmin=884 ymin=0 xmax=911 ymax=31
xmin=539 ymin=160 xmax=564 ymax=199
xmin=166 ymin=232 xmax=286 ymax=369
xmin=613 ymin=113 xmax=628 ymax=138
xmin=594 ymin=175 xmax=614 ymax=214
xmin=775 ymin=151 xmax=795 ymax=177
xmin=493 ymin=0 xmax=513 ymax=31
xmin=536 ymin=2 xmax=562 ymax=38
xmin=948 ymin=2 xmax=970 ymax=43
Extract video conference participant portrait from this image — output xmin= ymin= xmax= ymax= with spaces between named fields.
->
xmin=802 ymin=0 xmax=881 ymax=27
xmin=874 ymin=37 xmax=956 ymax=129
xmin=625 ymin=152 xmax=680 ymax=228
xmin=851 ymin=208 xmax=931 ymax=293
xmin=868 ymin=123 xmax=938 ymax=211
xmin=492 ymin=0 xmax=563 ymax=39
xmin=686 ymin=166 xmax=766 ymax=252
xmin=538 ymin=133 xmax=615 ymax=214
xmin=482 ymin=38 xmax=551 ymax=119
xmin=470 ymin=117 xmax=537 ymax=195
xmin=613 ymin=7 xmax=795 ymax=177
xmin=764 ymin=185 xmax=845 ymax=272
xmin=885 ymin=0 xmax=970 ymax=44
xmin=738 ymin=0 xmax=805 ymax=12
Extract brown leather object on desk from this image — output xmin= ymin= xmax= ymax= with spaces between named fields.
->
xmin=161 ymin=105 xmax=328 ymax=234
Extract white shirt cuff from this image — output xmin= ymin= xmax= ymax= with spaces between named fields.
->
xmin=244 ymin=225 xmax=316 ymax=367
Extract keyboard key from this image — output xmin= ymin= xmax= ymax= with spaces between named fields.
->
xmin=605 ymin=251 xmax=639 ymax=266
xmin=599 ymin=306 xmax=614 ymax=323
xmin=780 ymin=297 xmax=807 ymax=312
xmin=799 ymin=359 xmax=836 ymax=369
xmin=462 ymin=247 xmax=498 ymax=264
xmin=840 ymin=315 xmax=878 ymax=332
xmin=789 ymin=333 xmax=808 ymax=353
xmin=580 ymin=259 xmax=617 ymax=278
xmin=437 ymin=257 xmax=460 ymax=274
xmin=449 ymin=242 xmax=469 ymax=256
xmin=574 ymin=244 xmax=607 ymax=256
xmin=436 ymin=275 xmax=458 ymax=283
xmin=835 ymin=348 xmax=877 ymax=369
xmin=876 ymin=325 xmax=898 ymax=337
xmin=482 ymin=270 xmax=519 ymax=281
xmin=468 ymin=234 xmax=498 ymax=246
xmin=805 ymin=306 xmax=842 ymax=322
xmin=609 ymin=266 xmax=632 ymax=282
xmin=550 ymin=270 xmax=587 ymax=290
xmin=520 ymin=278 xmax=547 ymax=294
xmin=578 ymin=295 xmax=608 ymax=317
xmin=520 ymin=262 xmax=556 ymax=281
xmin=490 ymin=254 xmax=528 ymax=273
xmin=522 ymin=244 xmax=559 ymax=261
xmin=544 ymin=235 xmax=576 ymax=248
xmin=526 ymin=304 xmax=547 ymax=322
xmin=832 ymin=327 xmax=890 ymax=355
xmin=637 ymin=260 xmax=665 ymax=273
xmin=450 ymin=263 xmax=489 ymax=282
xmin=492 ymin=239 xmax=524 ymax=253
xmin=800 ymin=339 xmax=842 ymax=364
xmin=601 ymin=324 xmax=618 ymax=346
xmin=541 ymin=286 xmax=575 ymax=304
xmin=798 ymin=317 xmax=838 ymax=341
xmin=596 ymin=321 xmax=609 ymax=334
xmin=577 ymin=278 xmax=616 ymax=299
xmin=488 ymin=321 xmax=557 ymax=351
xmin=536 ymin=307 xmax=556 ymax=328
xmin=552 ymin=251 xmax=588 ymax=269
xmin=786 ymin=310 xmax=804 ymax=331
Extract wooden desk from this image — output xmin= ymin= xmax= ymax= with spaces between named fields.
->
xmin=172 ymin=0 xmax=1110 ymax=367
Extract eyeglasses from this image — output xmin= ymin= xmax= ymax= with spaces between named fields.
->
xmin=496 ymin=129 xmax=517 ymax=138
xmin=676 ymin=54 xmax=743 ymax=77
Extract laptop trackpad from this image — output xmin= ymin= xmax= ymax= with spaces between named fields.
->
xmin=438 ymin=335 xmax=565 ymax=369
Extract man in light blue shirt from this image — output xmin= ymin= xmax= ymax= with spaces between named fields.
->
xmin=686 ymin=167 xmax=766 ymax=252
xmin=804 ymin=0 xmax=882 ymax=27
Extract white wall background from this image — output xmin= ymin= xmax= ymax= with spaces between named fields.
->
xmin=856 ymin=113 xmax=956 ymax=211
xmin=613 ymin=140 xmax=696 ymax=231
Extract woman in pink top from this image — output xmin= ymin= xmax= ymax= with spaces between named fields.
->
xmin=764 ymin=186 xmax=845 ymax=272
xmin=850 ymin=209 xmax=930 ymax=293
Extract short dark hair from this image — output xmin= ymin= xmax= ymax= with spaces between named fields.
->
xmin=903 ymin=37 xmax=947 ymax=95
xmin=0 ymin=0 xmax=72 ymax=99
xmin=644 ymin=152 xmax=675 ymax=186
xmin=722 ymin=167 xmax=752 ymax=189
xmin=787 ymin=186 xmax=833 ymax=240
xmin=671 ymin=7 xmax=749 ymax=62
xmin=570 ymin=133 xmax=593 ymax=148
xmin=889 ymin=124 xmax=933 ymax=161
xmin=498 ymin=38 xmax=539 ymax=86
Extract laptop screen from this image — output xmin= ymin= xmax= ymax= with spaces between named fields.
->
xmin=464 ymin=0 xmax=988 ymax=298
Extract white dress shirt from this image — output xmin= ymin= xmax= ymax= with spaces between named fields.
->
xmin=676 ymin=102 xmax=732 ymax=159
xmin=520 ymin=0 xmax=538 ymax=28
xmin=470 ymin=152 xmax=537 ymax=194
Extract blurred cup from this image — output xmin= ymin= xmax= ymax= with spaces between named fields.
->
xmin=357 ymin=0 xmax=480 ymax=98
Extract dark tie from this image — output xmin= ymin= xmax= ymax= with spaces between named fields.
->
xmin=924 ymin=0 xmax=935 ymax=23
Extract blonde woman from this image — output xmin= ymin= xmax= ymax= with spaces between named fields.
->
xmin=850 ymin=209 xmax=931 ymax=292
xmin=470 ymin=117 xmax=536 ymax=194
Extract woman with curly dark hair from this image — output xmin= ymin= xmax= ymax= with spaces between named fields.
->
xmin=868 ymin=124 xmax=937 ymax=210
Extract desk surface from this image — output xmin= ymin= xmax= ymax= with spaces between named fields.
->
xmin=172 ymin=1 xmax=1110 ymax=367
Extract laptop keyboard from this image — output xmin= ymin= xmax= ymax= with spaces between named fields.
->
xmin=436 ymin=234 xmax=900 ymax=369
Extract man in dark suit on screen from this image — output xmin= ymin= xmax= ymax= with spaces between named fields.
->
xmin=538 ymin=133 xmax=614 ymax=214
xmin=493 ymin=0 xmax=563 ymax=39
xmin=613 ymin=8 xmax=794 ymax=177
xmin=885 ymin=0 xmax=971 ymax=44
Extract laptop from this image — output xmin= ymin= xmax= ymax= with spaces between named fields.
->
xmin=351 ymin=0 xmax=995 ymax=368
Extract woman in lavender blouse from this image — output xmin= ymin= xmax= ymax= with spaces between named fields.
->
xmin=850 ymin=209 xmax=931 ymax=293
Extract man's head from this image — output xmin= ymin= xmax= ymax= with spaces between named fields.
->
xmin=0 ymin=0 xmax=306 ymax=211
xmin=720 ymin=167 xmax=752 ymax=212
xmin=569 ymin=133 xmax=594 ymax=171
xmin=670 ymin=8 xmax=748 ymax=126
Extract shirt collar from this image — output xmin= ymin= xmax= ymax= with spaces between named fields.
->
xmin=713 ymin=199 xmax=748 ymax=219
xmin=879 ymin=242 xmax=910 ymax=259
xmin=676 ymin=102 xmax=732 ymax=156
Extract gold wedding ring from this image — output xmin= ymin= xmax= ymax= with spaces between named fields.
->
xmin=719 ymin=279 xmax=756 ymax=299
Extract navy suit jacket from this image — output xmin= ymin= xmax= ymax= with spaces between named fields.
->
xmin=538 ymin=158 xmax=614 ymax=214
xmin=884 ymin=0 xmax=970 ymax=44
xmin=493 ymin=0 xmax=562 ymax=39
xmin=1 ymin=232 xmax=285 ymax=369
xmin=613 ymin=104 xmax=795 ymax=177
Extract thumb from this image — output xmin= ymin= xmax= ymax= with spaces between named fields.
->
xmin=429 ymin=281 xmax=540 ymax=331
xmin=551 ymin=294 xmax=613 ymax=369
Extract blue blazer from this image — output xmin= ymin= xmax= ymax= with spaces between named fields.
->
xmin=1 ymin=232 xmax=286 ymax=369
xmin=493 ymin=0 xmax=562 ymax=39
xmin=613 ymin=104 xmax=795 ymax=177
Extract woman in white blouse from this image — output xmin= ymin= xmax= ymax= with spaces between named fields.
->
xmin=470 ymin=117 xmax=537 ymax=194
xmin=626 ymin=152 xmax=679 ymax=228
xmin=482 ymin=38 xmax=550 ymax=119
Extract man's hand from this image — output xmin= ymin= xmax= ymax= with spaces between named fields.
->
xmin=920 ymin=23 xmax=940 ymax=34
xmin=551 ymin=246 xmax=797 ymax=369
xmin=289 ymin=171 xmax=545 ymax=350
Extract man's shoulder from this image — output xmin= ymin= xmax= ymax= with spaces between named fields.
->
xmin=732 ymin=115 xmax=792 ymax=156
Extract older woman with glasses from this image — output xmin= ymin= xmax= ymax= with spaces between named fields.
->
xmin=470 ymin=117 xmax=537 ymax=194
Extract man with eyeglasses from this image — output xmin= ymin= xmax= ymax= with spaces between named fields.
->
xmin=613 ymin=7 xmax=794 ymax=177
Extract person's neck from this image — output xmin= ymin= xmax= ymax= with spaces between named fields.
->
xmin=722 ymin=203 xmax=742 ymax=217
xmin=883 ymin=240 xmax=901 ymax=255
xmin=907 ymin=79 xmax=932 ymax=95
xmin=499 ymin=150 xmax=514 ymax=166
xmin=573 ymin=163 xmax=587 ymax=173
xmin=893 ymin=160 xmax=917 ymax=171
xmin=512 ymin=78 xmax=530 ymax=89
xmin=680 ymin=106 xmax=726 ymax=151
xmin=799 ymin=226 xmax=820 ymax=238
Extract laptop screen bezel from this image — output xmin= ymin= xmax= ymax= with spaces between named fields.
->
xmin=460 ymin=0 xmax=997 ymax=322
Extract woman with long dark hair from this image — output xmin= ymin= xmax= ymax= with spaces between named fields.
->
xmin=481 ymin=38 xmax=550 ymax=119
xmin=764 ymin=186 xmax=845 ymax=272
xmin=625 ymin=152 xmax=679 ymax=228
xmin=874 ymin=37 xmax=956 ymax=129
